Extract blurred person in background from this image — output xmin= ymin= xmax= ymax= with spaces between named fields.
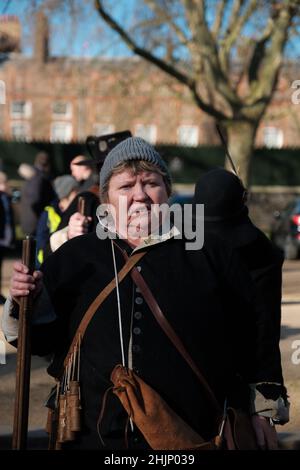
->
xmin=18 ymin=159 xmax=55 ymax=236
xmin=34 ymin=151 xmax=53 ymax=180
xmin=70 ymin=155 xmax=98 ymax=193
xmin=0 ymin=171 xmax=15 ymax=304
xmin=36 ymin=175 xmax=79 ymax=267
xmin=193 ymin=168 xmax=288 ymax=447
xmin=49 ymin=158 xmax=100 ymax=252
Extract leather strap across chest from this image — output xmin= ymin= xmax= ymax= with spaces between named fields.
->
xmin=63 ymin=248 xmax=146 ymax=366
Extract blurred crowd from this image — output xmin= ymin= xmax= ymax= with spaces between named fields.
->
xmin=0 ymin=149 xmax=101 ymax=303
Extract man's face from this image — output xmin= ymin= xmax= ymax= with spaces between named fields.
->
xmin=70 ymin=157 xmax=90 ymax=181
xmin=107 ymin=169 xmax=169 ymax=244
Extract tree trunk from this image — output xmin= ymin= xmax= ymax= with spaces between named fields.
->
xmin=222 ymin=121 xmax=257 ymax=187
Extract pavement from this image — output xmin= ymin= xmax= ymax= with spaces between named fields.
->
xmin=0 ymin=257 xmax=299 ymax=450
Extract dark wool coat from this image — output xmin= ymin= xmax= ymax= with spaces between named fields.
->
xmin=204 ymin=222 xmax=285 ymax=394
xmin=20 ymin=169 xmax=55 ymax=236
xmin=33 ymin=232 xmax=263 ymax=450
xmin=237 ymin=231 xmax=284 ymax=386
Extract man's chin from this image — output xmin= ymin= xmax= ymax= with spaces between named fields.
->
xmin=127 ymin=221 xmax=151 ymax=239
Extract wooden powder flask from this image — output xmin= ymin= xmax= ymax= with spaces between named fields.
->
xmin=46 ymin=408 xmax=54 ymax=434
xmin=56 ymin=394 xmax=67 ymax=444
xmin=68 ymin=381 xmax=81 ymax=432
xmin=54 ymin=346 xmax=82 ymax=445
xmin=65 ymin=390 xmax=76 ymax=441
xmin=78 ymin=196 xmax=86 ymax=216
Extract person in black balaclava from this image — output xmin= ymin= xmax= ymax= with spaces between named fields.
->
xmin=193 ymin=167 xmax=289 ymax=450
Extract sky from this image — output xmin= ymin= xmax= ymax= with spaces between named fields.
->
xmin=1 ymin=0 xmax=135 ymax=58
xmin=2 ymin=0 xmax=300 ymax=59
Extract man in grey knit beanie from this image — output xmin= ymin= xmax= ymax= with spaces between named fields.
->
xmin=100 ymin=137 xmax=171 ymax=189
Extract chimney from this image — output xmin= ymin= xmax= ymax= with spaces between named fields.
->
xmin=34 ymin=11 xmax=49 ymax=62
xmin=0 ymin=15 xmax=21 ymax=53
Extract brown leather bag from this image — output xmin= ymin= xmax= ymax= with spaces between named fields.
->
xmin=111 ymin=365 xmax=220 ymax=450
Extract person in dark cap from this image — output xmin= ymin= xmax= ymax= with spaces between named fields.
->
xmin=3 ymin=139 xmax=288 ymax=450
xmin=70 ymin=155 xmax=99 ymax=193
xmin=193 ymin=168 xmax=289 ymax=448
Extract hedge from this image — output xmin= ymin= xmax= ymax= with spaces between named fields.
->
xmin=1 ymin=140 xmax=300 ymax=186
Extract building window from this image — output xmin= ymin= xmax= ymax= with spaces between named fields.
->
xmin=0 ymin=80 xmax=6 ymax=104
xmin=93 ymin=123 xmax=115 ymax=136
xmin=11 ymin=122 xmax=30 ymax=141
xmin=10 ymin=101 xmax=32 ymax=118
xmin=135 ymin=124 xmax=157 ymax=144
xmin=50 ymin=122 xmax=72 ymax=142
xmin=52 ymin=102 xmax=72 ymax=119
xmin=263 ymin=127 xmax=284 ymax=148
xmin=177 ymin=125 xmax=199 ymax=146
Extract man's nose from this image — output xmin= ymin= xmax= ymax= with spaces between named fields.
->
xmin=132 ymin=183 xmax=147 ymax=201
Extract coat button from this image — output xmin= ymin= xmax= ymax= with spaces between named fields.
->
xmin=134 ymin=311 xmax=142 ymax=320
xmin=132 ymin=344 xmax=141 ymax=353
xmin=135 ymin=297 xmax=143 ymax=305
xmin=133 ymin=327 xmax=141 ymax=335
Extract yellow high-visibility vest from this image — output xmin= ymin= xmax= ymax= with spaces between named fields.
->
xmin=37 ymin=206 xmax=61 ymax=264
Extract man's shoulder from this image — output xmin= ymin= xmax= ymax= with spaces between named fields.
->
xmin=42 ymin=232 xmax=110 ymax=270
xmin=60 ymin=231 xmax=108 ymax=252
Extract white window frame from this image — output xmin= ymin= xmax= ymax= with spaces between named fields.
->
xmin=135 ymin=124 xmax=157 ymax=144
xmin=93 ymin=123 xmax=115 ymax=136
xmin=10 ymin=101 xmax=32 ymax=119
xmin=177 ymin=125 xmax=199 ymax=146
xmin=50 ymin=122 xmax=73 ymax=143
xmin=11 ymin=121 xmax=31 ymax=141
xmin=263 ymin=127 xmax=284 ymax=149
xmin=52 ymin=101 xmax=72 ymax=119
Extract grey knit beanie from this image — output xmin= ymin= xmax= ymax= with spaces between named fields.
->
xmin=99 ymin=137 xmax=171 ymax=188
xmin=54 ymin=175 xmax=79 ymax=200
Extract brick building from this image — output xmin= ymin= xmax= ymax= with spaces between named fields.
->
xmin=0 ymin=12 xmax=299 ymax=148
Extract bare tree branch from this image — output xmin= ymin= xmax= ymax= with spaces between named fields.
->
xmin=143 ymin=0 xmax=190 ymax=47
xmin=226 ymin=0 xmax=246 ymax=35
xmin=219 ymin=0 xmax=258 ymax=76
xmin=91 ymin=0 xmax=299 ymax=182
xmin=94 ymin=0 xmax=227 ymax=120
xmin=181 ymin=0 xmax=241 ymax=108
xmin=245 ymin=1 xmax=296 ymax=112
xmin=248 ymin=18 xmax=274 ymax=83
xmin=212 ymin=0 xmax=227 ymax=39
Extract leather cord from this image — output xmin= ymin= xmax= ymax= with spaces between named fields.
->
xmin=63 ymin=249 xmax=146 ymax=367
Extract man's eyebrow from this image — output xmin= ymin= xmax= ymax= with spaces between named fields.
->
xmin=142 ymin=174 xmax=158 ymax=180
xmin=118 ymin=178 xmax=135 ymax=184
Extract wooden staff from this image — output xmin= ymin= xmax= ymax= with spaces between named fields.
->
xmin=77 ymin=196 xmax=86 ymax=216
xmin=12 ymin=236 xmax=36 ymax=450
